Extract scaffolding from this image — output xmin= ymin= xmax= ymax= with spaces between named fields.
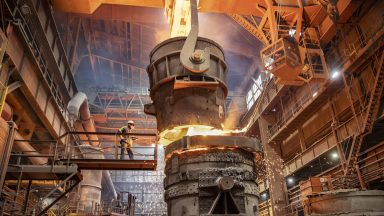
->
xmin=1 ymin=131 xmax=158 ymax=215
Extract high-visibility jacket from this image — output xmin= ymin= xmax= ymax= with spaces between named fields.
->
xmin=118 ymin=126 xmax=133 ymax=148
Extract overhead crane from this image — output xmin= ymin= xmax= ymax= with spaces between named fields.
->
xmin=52 ymin=0 xmax=359 ymax=85
xmin=50 ymin=0 xmax=381 ymax=215
xmin=1 ymin=0 xmax=382 ymax=215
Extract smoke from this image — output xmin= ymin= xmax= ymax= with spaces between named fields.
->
xmin=199 ymin=13 xmax=230 ymax=44
xmin=223 ymin=96 xmax=248 ymax=129
xmin=197 ymin=13 xmax=263 ymax=128
xmin=198 ymin=13 xmax=261 ymax=56
xmin=198 ymin=13 xmax=262 ymax=89
xmin=155 ymin=29 xmax=171 ymax=43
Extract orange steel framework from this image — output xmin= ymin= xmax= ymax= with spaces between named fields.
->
xmin=49 ymin=0 xmax=384 ymax=215
xmin=0 ymin=0 xmax=383 ymax=215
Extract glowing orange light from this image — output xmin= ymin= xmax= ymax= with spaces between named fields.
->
xmin=165 ymin=0 xmax=192 ymax=37
xmin=165 ymin=146 xmax=239 ymax=161
xmin=159 ymin=124 xmax=247 ymax=146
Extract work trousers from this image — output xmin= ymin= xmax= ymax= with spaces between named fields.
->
xmin=120 ymin=146 xmax=134 ymax=160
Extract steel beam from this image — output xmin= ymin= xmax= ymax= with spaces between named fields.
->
xmin=52 ymin=0 xmax=266 ymax=16
xmin=65 ymin=159 xmax=157 ymax=170
xmin=22 ymin=0 xmax=77 ymax=100
xmin=37 ymin=179 xmax=81 ymax=216
xmin=6 ymin=165 xmax=79 ymax=180
xmin=68 ymin=131 xmax=157 ymax=136
xmin=34 ymin=172 xmax=82 ymax=216
xmin=258 ymin=116 xmax=287 ymax=216
xmin=0 ymin=122 xmax=16 ymax=195
xmin=5 ymin=26 xmax=69 ymax=139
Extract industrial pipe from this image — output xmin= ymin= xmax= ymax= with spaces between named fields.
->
xmin=67 ymin=93 xmax=117 ymax=207
xmin=74 ymin=122 xmax=92 ymax=146
xmin=67 ymin=92 xmax=99 ymax=146
xmin=0 ymin=115 xmax=13 ymax=195
xmin=1 ymin=102 xmax=12 ymax=121
xmin=1 ymin=102 xmax=13 ymax=121
xmin=1 ymin=103 xmax=48 ymax=165
xmin=102 ymin=170 xmax=118 ymax=199
xmin=78 ymin=145 xmax=103 ymax=213
xmin=13 ymin=132 xmax=48 ymax=165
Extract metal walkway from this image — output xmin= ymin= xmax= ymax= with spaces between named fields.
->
xmin=9 ymin=131 xmax=158 ymax=171
xmin=62 ymin=159 xmax=156 ymax=170
xmin=5 ymin=165 xmax=80 ymax=180
xmin=3 ymin=131 xmax=158 ymax=215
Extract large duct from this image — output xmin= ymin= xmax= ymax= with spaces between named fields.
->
xmin=67 ymin=92 xmax=99 ymax=146
xmin=1 ymin=102 xmax=13 ymax=121
xmin=78 ymin=145 xmax=103 ymax=213
xmin=67 ymin=92 xmax=117 ymax=209
xmin=13 ymin=132 xmax=48 ymax=165
xmin=102 ymin=170 xmax=118 ymax=199
xmin=0 ymin=116 xmax=13 ymax=194
xmin=1 ymin=103 xmax=48 ymax=165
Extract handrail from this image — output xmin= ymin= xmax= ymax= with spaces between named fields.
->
xmin=267 ymin=83 xmax=321 ymax=139
xmin=283 ymin=104 xmax=369 ymax=170
xmin=8 ymin=132 xmax=158 ymax=170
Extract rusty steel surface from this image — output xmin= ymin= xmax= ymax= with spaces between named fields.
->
xmin=164 ymin=135 xmax=262 ymax=159
xmin=5 ymin=165 xmax=79 ymax=180
xmin=2 ymin=0 xmax=76 ymax=140
xmin=68 ymin=92 xmax=100 ymax=146
xmin=52 ymin=0 xmax=267 ymax=15
xmin=79 ymin=145 xmax=103 ymax=213
xmin=66 ymin=159 xmax=157 ymax=170
xmin=164 ymin=135 xmax=261 ymax=215
xmin=140 ymin=3 xmax=265 ymax=214
xmin=145 ymin=37 xmax=228 ymax=135
xmin=148 ymin=37 xmax=227 ymax=89
xmin=0 ymin=120 xmax=14 ymax=195
xmin=305 ymin=190 xmax=384 ymax=215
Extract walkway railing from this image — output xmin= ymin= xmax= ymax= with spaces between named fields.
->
xmin=9 ymin=131 xmax=158 ymax=171
xmin=267 ymin=83 xmax=321 ymax=139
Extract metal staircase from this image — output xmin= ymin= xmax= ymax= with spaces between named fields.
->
xmin=343 ymin=50 xmax=384 ymax=185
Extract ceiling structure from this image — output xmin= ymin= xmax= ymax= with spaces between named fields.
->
xmin=53 ymin=4 xmax=263 ymax=146
xmin=1 ymin=0 xmax=383 ymax=215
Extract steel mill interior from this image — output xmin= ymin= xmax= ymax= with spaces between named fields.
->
xmin=0 ymin=0 xmax=383 ymax=215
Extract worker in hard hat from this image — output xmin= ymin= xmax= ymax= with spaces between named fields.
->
xmin=118 ymin=120 xmax=135 ymax=160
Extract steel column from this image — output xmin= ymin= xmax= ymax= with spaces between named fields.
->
xmin=0 ymin=122 xmax=15 ymax=194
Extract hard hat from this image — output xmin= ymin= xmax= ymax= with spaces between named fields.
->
xmin=127 ymin=120 xmax=135 ymax=125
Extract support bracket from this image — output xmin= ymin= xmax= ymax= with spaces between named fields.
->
xmin=180 ymin=0 xmax=210 ymax=73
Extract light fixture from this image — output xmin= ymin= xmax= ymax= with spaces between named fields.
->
xmin=287 ymin=177 xmax=294 ymax=184
xmin=331 ymin=152 xmax=339 ymax=159
xmin=264 ymin=57 xmax=274 ymax=70
xmin=331 ymin=70 xmax=339 ymax=79
xmin=312 ymin=92 xmax=318 ymax=97
xmin=289 ymin=29 xmax=296 ymax=37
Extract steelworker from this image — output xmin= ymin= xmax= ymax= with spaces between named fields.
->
xmin=118 ymin=120 xmax=135 ymax=160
